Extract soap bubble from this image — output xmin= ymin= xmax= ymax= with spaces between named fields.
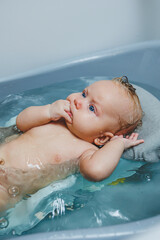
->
xmin=0 ymin=217 xmax=9 ymax=229
xmin=8 ymin=186 xmax=20 ymax=197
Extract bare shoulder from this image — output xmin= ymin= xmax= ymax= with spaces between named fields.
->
xmin=75 ymin=138 xmax=98 ymax=159
xmin=79 ymin=138 xmax=98 ymax=150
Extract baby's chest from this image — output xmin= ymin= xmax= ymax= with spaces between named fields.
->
xmin=31 ymin=125 xmax=88 ymax=164
xmin=44 ymin=136 xmax=81 ymax=163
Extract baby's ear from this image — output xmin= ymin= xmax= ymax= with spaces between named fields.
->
xmin=94 ymin=132 xmax=114 ymax=146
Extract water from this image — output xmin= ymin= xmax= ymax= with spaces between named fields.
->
xmin=0 ymin=77 xmax=90 ymax=127
xmin=0 ymin=76 xmax=160 ymax=237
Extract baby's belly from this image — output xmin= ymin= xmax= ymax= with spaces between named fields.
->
xmin=0 ymin=140 xmax=43 ymax=170
xmin=0 ymin=134 xmax=74 ymax=168
xmin=0 ymin=137 xmax=79 ymax=194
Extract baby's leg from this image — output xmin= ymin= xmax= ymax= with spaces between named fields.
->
xmin=0 ymin=168 xmax=25 ymax=213
xmin=0 ymin=182 xmax=23 ymax=214
xmin=0 ymin=184 xmax=10 ymax=213
xmin=0 ymin=126 xmax=23 ymax=213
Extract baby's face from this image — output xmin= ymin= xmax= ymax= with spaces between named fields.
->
xmin=66 ymin=80 xmax=128 ymax=142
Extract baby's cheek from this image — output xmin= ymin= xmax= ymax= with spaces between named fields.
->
xmin=72 ymin=113 xmax=90 ymax=131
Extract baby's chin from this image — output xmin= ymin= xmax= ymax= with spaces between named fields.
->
xmin=65 ymin=120 xmax=79 ymax=137
xmin=65 ymin=120 xmax=92 ymax=142
xmin=65 ymin=119 xmax=72 ymax=131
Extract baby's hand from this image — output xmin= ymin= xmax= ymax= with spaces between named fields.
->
xmin=111 ymin=133 xmax=144 ymax=150
xmin=49 ymin=100 xmax=72 ymax=123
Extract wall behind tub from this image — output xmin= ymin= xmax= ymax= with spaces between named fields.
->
xmin=0 ymin=0 xmax=160 ymax=81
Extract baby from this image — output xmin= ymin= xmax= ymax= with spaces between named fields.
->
xmin=0 ymin=76 xmax=144 ymax=213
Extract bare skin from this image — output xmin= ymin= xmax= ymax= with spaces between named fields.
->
xmin=0 ymin=80 xmax=144 ymax=213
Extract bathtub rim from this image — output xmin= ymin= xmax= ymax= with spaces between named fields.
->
xmin=0 ymin=40 xmax=160 ymax=83
xmin=0 ymin=40 xmax=160 ymax=102
xmin=7 ymin=215 xmax=160 ymax=240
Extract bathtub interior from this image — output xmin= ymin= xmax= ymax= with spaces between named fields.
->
xmin=0 ymin=41 xmax=160 ymax=100
xmin=0 ymin=41 xmax=160 ymax=240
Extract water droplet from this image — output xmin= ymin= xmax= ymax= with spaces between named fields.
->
xmin=12 ymin=125 xmax=18 ymax=131
xmin=145 ymin=174 xmax=151 ymax=182
xmin=0 ymin=217 xmax=9 ymax=229
xmin=48 ymin=214 xmax=52 ymax=219
xmin=8 ymin=186 xmax=20 ymax=197
xmin=12 ymin=230 xmax=16 ymax=235
xmin=52 ymin=198 xmax=65 ymax=218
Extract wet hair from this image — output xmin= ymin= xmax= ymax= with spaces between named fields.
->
xmin=112 ymin=76 xmax=143 ymax=134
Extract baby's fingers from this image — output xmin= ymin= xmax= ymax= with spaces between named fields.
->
xmin=133 ymin=138 xmax=144 ymax=146
xmin=63 ymin=111 xmax=72 ymax=123
xmin=63 ymin=100 xmax=71 ymax=111
xmin=118 ymin=135 xmax=123 ymax=138
xmin=129 ymin=133 xmax=139 ymax=141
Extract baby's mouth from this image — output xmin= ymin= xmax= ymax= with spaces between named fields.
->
xmin=66 ymin=104 xmax=73 ymax=119
xmin=65 ymin=99 xmax=73 ymax=120
xmin=66 ymin=111 xmax=72 ymax=118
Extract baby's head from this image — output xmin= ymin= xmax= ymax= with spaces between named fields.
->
xmin=66 ymin=77 xmax=142 ymax=146
xmin=111 ymin=76 xmax=142 ymax=135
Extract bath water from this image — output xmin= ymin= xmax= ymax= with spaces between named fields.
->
xmin=0 ymin=76 xmax=160 ymax=237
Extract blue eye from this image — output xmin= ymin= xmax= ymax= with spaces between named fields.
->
xmin=89 ymin=105 xmax=95 ymax=112
xmin=82 ymin=92 xmax=86 ymax=98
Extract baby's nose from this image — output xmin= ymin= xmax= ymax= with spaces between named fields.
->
xmin=74 ymin=99 xmax=82 ymax=109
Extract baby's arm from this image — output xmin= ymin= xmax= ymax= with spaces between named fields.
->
xmin=79 ymin=133 xmax=144 ymax=182
xmin=16 ymin=100 xmax=72 ymax=132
